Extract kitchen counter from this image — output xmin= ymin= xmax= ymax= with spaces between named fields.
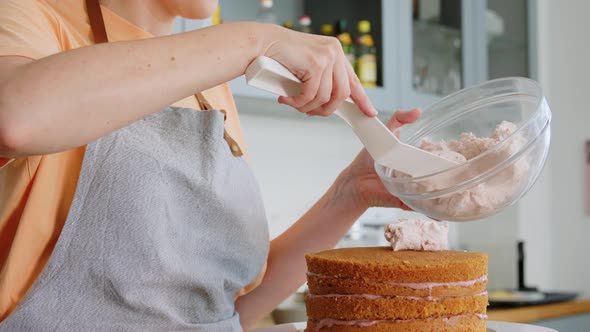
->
xmin=488 ymin=298 xmax=590 ymax=323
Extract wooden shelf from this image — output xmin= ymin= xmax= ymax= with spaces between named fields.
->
xmin=488 ymin=298 xmax=590 ymax=323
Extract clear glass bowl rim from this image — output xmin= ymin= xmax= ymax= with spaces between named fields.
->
xmin=375 ymin=77 xmax=551 ymax=185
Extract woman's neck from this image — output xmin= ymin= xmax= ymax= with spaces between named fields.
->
xmin=100 ymin=0 xmax=176 ymax=36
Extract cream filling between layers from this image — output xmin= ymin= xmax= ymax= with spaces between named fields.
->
xmin=307 ymin=291 xmax=488 ymax=301
xmin=307 ymin=272 xmax=487 ymax=296
xmin=307 ymin=273 xmax=488 ymax=330
xmin=311 ymin=313 xmax=488 ymax=330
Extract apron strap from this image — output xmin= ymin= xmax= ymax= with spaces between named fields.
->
xmin=195 ymin=92 xmax=213 ymax=111
xmin=196 ymin=93 xmax=244 ymax=157
xmin=86 ymin=0 xmax=108 ymax=44
xmin=84 ymin=1 xmax=243 ymax=157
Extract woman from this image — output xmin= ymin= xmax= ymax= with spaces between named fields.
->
xmin=0 ymin=0 xmax=419 ymax=330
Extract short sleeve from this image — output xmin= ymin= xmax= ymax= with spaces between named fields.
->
xmin=0 ymin=0 xmax=62 ymax=166
xmin=0 ymin=0 xmax=62 ymax=60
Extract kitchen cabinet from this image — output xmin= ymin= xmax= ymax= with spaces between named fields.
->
xmin=176 ymin=0 xmax=535 ymax=113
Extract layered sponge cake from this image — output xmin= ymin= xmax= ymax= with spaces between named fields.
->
xmin=305 ymin=247 xmax=488 ymax=332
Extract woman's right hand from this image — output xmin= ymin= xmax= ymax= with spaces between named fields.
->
xmin=260 ymin=25 xmax=377 ymax=118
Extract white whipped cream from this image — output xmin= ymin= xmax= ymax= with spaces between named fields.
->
xmin=384 ymin=218 xmax=448 ymax=251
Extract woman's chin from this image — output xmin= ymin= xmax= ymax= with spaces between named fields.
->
xmin=173 ymin=1 xmax=218 ymax=20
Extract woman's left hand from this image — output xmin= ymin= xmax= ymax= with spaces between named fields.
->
xmin=333 ymin=109 xmax=422 ymax=211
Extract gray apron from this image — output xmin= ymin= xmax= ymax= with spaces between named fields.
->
xmin=0 ymin=104 xmax=270 ymax=331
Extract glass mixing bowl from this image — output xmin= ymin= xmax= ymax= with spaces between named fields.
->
xmin=375 ymin=78 xmax=551 ymax=221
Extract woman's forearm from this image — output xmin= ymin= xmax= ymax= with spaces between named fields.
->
xmin=235 ymin=171 xmax=368 ymax=329
xmin=0 ymin=22 xmax=272 ymax=157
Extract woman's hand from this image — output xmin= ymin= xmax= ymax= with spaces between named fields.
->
xmin=334 ymin=109 xmax=422 ymax=210
xmin=261 ymin=25 xmax=377 ymax=118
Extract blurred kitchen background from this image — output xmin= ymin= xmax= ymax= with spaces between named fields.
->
xmin=177 ymin=0 xmax=589 ymax=329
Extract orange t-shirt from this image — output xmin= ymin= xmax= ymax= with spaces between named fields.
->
xmin=0 ymin=0 xmax=256 ymax=320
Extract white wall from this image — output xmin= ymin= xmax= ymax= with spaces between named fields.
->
xmin=455 ymin=207 xmax=520 ymax=290
xmin=238 ymin=105 xmax=362 ymax=238
xmin=535 ymin=0 xmax=590 ymax=292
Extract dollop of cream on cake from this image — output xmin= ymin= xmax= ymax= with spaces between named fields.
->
xmin=384 ymin=219 xmax=448 ymax=251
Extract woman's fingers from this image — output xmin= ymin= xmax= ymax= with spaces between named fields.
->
xmin=307 ymin=56 xmax=350 ymax=116
xmin=347 ymin=62 xmax=377 ymax=117
xmin=299 ymin=61 xmax=334 ymax=114
xmin=278 ymin=60 xmax=324 ymax=112
xmin=386 ymin=108 xmax=422 ymax=131
xmin=395 ymin=108 xmax=421 ymax=124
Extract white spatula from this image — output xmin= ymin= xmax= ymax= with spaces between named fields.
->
xmin=244 ymin=56 xmax=459 ymax=177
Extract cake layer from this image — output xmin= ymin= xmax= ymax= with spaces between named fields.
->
xmin=306 ymin=247 xmax=488 ymax=283
xmin=305 ymin=314 xmax=486 ymax=332
xmin=305 ymin=294 xmax=488 ymax=320
xmin=307 ymin=273 xmax=487 ymax=297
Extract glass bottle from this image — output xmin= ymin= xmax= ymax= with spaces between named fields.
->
xmin=298 ymin=15 xmax=313 ymax=34
xmin=320 ymin=24 xmax=334 ymax=36
xmin=335 ymin=19 xmax=355 ymax=66
xmin=256 ymin=0 xmax=277 ymax=25
xmin=355 ymin=20 xmax=377 ymax=87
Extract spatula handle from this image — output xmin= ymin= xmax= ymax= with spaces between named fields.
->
xmin=244 ymin=56 xmax=302 ymax=97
